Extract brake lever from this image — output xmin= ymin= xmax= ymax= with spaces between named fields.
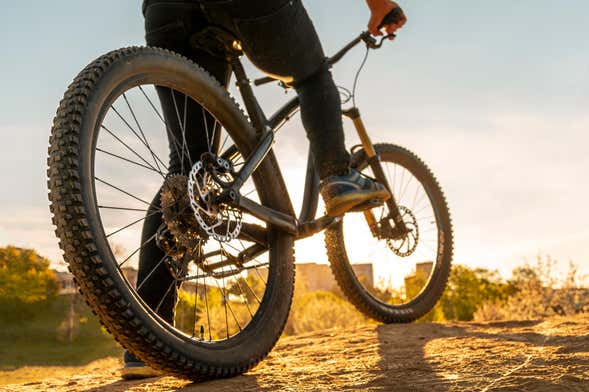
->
xmin=360 ymin=32 xmax=396 ymax=49
xmin=375 ymin=34 xmax=396 ymax=47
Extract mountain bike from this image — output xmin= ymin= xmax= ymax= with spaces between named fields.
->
xmin=47 ymin=28 xmax=453 ymax=380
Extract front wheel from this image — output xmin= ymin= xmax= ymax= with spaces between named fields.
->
xmin=325 ymin=143 xmax=453 ymax=323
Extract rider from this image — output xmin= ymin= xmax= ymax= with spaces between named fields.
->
xmin=122 ymin=0 xmax=406 ymax=379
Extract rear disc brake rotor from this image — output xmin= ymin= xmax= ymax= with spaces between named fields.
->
xmin=188 ymin=158 xmax=242 ymax=242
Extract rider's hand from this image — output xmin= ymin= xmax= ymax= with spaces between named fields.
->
xmin=366 ymin=0 xmax=407 ymax=37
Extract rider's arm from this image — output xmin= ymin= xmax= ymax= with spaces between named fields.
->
xmin=365 ymin=0 xmax=407 ymax=36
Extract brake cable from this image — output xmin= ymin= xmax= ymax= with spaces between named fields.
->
xmin=350 ymin=33 xmax=395 ymax=108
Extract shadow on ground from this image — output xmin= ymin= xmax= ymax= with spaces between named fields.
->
xmin=2 ymin=314 xmax=588 ymax=391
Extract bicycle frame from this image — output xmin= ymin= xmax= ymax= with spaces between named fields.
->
xmin=215 ymin=31 xmax=408 ymax=240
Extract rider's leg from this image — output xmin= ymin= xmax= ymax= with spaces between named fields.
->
xmin=202 ymin=0 xmax=390 ymax=215
xmin=123 ymin=2 xmax=231 ymax=378
xmin=202 ymin=0 xmax=349 ymax=179
xmin=136 ymin=0 xmax=230 ymax=327
xmin=293 ymin=67 xmax=350 ymax=178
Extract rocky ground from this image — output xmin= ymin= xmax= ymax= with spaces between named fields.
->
xmin=1 ymin=314 xmax=588 ymax=391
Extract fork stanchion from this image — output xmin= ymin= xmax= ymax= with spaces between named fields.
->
xmin=343 ymin=107 xmax=408 ymax=232
xmin=342 ymin=107 xmax=377 ymax=158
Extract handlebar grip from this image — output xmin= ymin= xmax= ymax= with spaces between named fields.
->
xmin=253 ymin=76 xmax=275 ymax=86
xmin=377 ymin=7 xmax=404 ymax=30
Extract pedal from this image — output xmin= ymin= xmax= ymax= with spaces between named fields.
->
xmin=350 ymin=198 xmax=384 ymax=212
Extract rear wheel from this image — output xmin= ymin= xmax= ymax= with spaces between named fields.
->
xmin=325 ymin=143 xmax=453 ymax=323
xmin=47 ymin=47 xmax=295 ymax=380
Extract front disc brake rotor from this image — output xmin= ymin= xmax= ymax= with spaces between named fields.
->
xmin=386 ymin=205 xmax=419 ymax=257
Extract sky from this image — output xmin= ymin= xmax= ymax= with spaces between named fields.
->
xmin=0 ymin=1 xmax=588 ymax=281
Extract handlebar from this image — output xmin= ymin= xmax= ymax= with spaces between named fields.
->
xmin=253 ymin=31 xmax=394 ymax=87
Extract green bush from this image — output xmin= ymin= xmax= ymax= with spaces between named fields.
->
xmin=285 ymin=290 xmax=368 ymax=335
xmin=0 ymin=246 xmax=59 ymax=324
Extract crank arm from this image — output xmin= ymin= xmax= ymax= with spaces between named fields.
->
xmin=180 ymin=261 xmax=269 ymax=281
xmin=297 ymin=215 xmax=341 ymax=239
xmin=195 ymin=243 xmax=268 ymax=279
xmin=200 ymin=262 xmax=269 ymax=280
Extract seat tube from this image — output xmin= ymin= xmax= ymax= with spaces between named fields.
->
xmin=229 ymin=56 xmax=267 ymax=134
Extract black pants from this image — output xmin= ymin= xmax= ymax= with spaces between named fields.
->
xmin=137 ymin=0 xmax=350 ymax=323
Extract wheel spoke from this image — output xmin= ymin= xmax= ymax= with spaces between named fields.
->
xmin=97 ymin=147 xmax=164 ymax=175
xmin=95 ymin=176 xmax=152 ymax=208
xmin=399 ymin=175 xmax=413 ymax=205
xmin=170 ymin=89 xmax=193 ymax=171
xmin=202 ymin=270 xmax=212 ymax=341
xmin=99 ymin=205 xmax=148 ymax=212
xmin=411 ymin=184 xmax=421 ymax=211
xmin=236 ymin=239 xmax=268 ymax=285
xmin=106 ymin=210 xmax=160 ymax=238
xmin=101 ymin=125 xmax=164 ymax=178
xmin=118 ymin=232 xmax=157 ymax=268
xmin=141 ymin=85 xmax=190 ymax=174
xmin=136 ymin=252 xmax=170 ymax=291
xmin=412 ymin=203 xmax=431 ymax=216
xmin=219 ymin=131 xmax=230 ymax=155
xmin=397 ymin=166 xmax=405 ymax=202
xmin=139 ymin=86 xmax=164 ymax=123
xmin=155 ymin=279 xmax=177 ymax=314
xmin=235 ymin=273 xmax=260 ymax=309
xmin=110 ymin=105 xmax=167 ymax=175
xmin=140 ymin=85 xmax=192 ymax=175
xmin=191 ymin=268 xmax=199 ymax=338
xmin=202 ymin=106 xmax=213 ymax=153
xmin=214 ymin=257 xmax=242 ymax=335
xmin=122 ymin=93 xmax=167 ymax=172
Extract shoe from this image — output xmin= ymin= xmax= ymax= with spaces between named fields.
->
xmin=121 ymin=350 xmax=161 ymax=380
xmin=320 ymin=169 xmax=390 ymax=217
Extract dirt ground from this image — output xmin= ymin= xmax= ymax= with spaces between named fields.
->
xmin=1 ymin=314 xmax=587 ymax=391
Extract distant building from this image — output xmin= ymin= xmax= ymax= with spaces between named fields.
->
xmin=54 ymin=270 xmax=77 ymax=295
xmin=251 ymin=262 xmax=373 ymax=292
xmin=403 ymin=261 xmax=434 ymax=292
xmin=298 ymin=262 xmax=374 ymax=292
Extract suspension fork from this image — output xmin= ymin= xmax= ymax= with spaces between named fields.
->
xmin=343 ymin=107 xmax=408 ymax=234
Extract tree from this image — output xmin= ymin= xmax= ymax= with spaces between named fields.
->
xmin=435 ymin=265 xmax=509 ymax=321
xmin=0 ymin=246 xmax=58 ymax=303
xmin=0 ymin=246 xmax=59 ymax=323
